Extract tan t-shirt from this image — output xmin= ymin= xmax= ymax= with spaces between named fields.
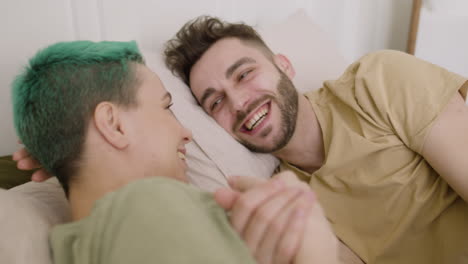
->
xmin=282 ymin=50 xmax=468 ymax=264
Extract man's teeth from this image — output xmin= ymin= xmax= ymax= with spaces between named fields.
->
xmin=245 ymin=107 xmax=268 ymax=131
xmin=177 ymin=151 xmax=186 ymax=160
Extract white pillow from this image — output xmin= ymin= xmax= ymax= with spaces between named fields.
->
xmin=0 ymin=10 xmax=347 ymax=264
xmin=0 ymin=178 xmax=69 ymax=264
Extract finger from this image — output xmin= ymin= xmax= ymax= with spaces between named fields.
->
xmin=214 ymin=188 xmax=240 ymax=210
xmin=12 ymin=148 xmax=31 ymax=161
xmin=17 ymin=157 xmax=42 ymax=170
xmin=230 ymin=178 xmax=285 ymax=234
xmin=256 ymin=191 xmax=315 ymax=264
xmin=229 ymin=175 xmax=268 ymax=192
xmin=274 ymin=208 xmax=308 ymax=264
xmin=274 ymin=192 xmax=315 ymax=264
xmin=243 ymin=188 xmax=302 ymax=257
xmin=273 ymin=171 xmax=305 ymax=188
xmin=31 ymin=169 xmax=53 ymax=182
xmin=255 ymin=193 xmax=301 ymax=264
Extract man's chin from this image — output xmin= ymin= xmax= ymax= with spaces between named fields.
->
xmin=235 ymin=126 xmax=289 ymax=153
xmin=239 ymin=140 xmax=281 ymax=154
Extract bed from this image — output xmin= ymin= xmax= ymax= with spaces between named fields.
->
xmin=1 ymin=0 xmax=465 ymax=263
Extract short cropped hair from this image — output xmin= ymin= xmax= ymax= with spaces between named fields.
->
xmin=164 ymin=16 xmax=274 ymax=86
xmin=12 ymin=40 xmax=144 ymax=195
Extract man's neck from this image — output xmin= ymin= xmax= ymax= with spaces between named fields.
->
xmin=274 ymin=94 xmax=324 ymax=174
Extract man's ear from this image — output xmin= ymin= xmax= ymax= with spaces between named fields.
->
xmin=273 ymin=54 xmax=296 ymax=79
xmin=93 ymin=102 xmax=129 ymax=149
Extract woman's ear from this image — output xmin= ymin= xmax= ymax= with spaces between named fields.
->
xmin=93 ymin=102 xmax=129 ymax=149
xmin=274 ymin=54 xmax=296 ymax=79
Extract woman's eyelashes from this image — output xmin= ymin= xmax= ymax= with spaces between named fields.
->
xmin=165 ymin=102 xmax=174 ymax=109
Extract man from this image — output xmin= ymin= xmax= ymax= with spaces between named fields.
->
xmin=12 ymin=40 xmax=340 ymax=264
xmin=163 ymin=16 xmax=468 ymax=263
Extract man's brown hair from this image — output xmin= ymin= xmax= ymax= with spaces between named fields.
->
xmin=164 ymin=16 xmax=274 ymax=86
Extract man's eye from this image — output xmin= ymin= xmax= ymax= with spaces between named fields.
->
xmin=210 ymin=97 xmax=223 ymax=111
xmin=238 ymin=70 xmax=251 ymax=81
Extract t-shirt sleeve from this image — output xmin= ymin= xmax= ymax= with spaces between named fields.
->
xmin=329 ymin=50 xmax=467 ymax=153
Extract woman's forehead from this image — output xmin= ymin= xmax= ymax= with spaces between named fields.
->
xmin=136 ymin=65 xmax=167 ymax=94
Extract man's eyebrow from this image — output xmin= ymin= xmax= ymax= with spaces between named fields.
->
xmin=225 ymin=57 xmax=256 ymax=79
xmin=200 ymin=87 xmax=216 ymax=110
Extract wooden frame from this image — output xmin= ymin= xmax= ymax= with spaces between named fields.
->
xmin=407 ymin=0 xmax=423 ymax=54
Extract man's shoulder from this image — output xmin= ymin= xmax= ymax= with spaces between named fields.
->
xmin=355 ymin=50 xmax=416 ymax=72
xmin=359 ymin=49 xmax=410 ymax=63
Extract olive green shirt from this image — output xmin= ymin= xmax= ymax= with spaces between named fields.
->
xmin=50 ymin=177 xmax=256 ymax=264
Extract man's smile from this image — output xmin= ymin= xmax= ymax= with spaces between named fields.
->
xmin=239 ymin=101 xmax=271 ymax=135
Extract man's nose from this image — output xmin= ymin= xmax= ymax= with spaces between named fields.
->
xmin=228 ymin=89 xmax=250 ymax=114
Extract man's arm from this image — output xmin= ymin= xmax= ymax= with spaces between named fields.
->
xmin=422 ymin=91 xmax=468 ymax=202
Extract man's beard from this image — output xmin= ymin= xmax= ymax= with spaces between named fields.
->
xmin=235 ymin=72 xmax=299 ymax=153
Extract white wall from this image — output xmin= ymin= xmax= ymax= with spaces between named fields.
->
xmin=415 ymin=0 xmax=468 ymax=76
xmin=304 ymin=0 xmax=413 ymax=62
xmin=0 ymin=0 xmax=76 ymax=156
xmin=0 ymin=0 xmax=413 ymax=156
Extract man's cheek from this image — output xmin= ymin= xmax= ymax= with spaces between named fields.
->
xmin=215 ymin=115 xmax=234 ymax=133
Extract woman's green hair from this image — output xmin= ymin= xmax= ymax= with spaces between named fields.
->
xmin=12 ymin=40 xmax=144 ymax=195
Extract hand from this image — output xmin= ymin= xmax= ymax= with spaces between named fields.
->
xmin=215 ymin=173 xmax=312 ymax=264
xmin=12 ymin=142 xmax=53 ymax=182
xmin=215 ymin=171 xmax=339 ymax=264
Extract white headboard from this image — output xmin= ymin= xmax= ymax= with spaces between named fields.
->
xmin=0 ymin=0 xmax=413 ymax=156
